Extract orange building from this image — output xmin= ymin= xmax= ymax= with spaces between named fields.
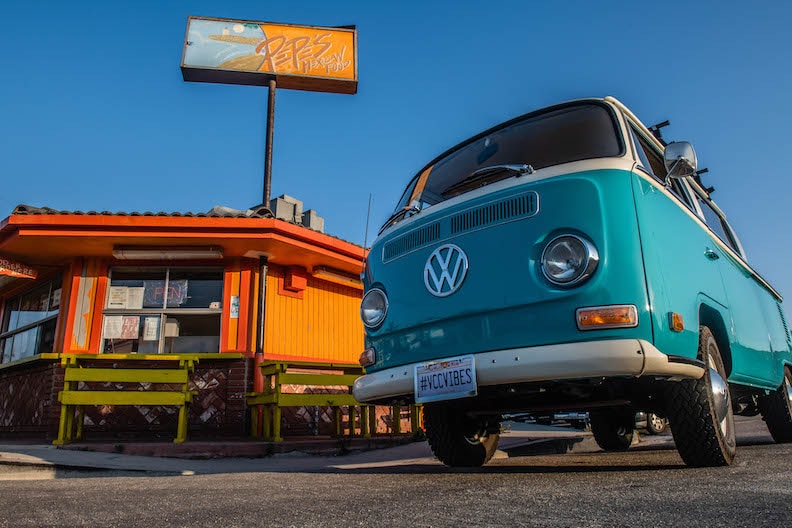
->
xmin=0 ymin=198 xmax=366 ymax=440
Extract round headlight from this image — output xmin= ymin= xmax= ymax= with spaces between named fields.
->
xmin=361 ymin=288 xmax=388 ymax=328
xmin=541 ymin=235 xmax=599 ymax=286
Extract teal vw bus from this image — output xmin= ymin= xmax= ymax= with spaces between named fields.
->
xmin=353 ymin=97 xmax=792 ymax=467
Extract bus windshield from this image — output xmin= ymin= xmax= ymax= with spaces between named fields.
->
xmin=385 ymin=102 xmax=622 ymax=230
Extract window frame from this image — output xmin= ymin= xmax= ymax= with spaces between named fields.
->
xmin=384 ymin=100 xmax=626 ymax=231
xmin=0 ymin=275 xmax=62 ymax=363
xmin=689 ymin=185 xmax=745 ymax=258
xmin=626 ymin=123 xmax=699 ymax=212
xmin=101 ymin=266 xmax=224 ymax=355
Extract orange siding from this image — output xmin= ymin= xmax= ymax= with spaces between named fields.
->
xmin=222 ymin=262 xmax=241 ymax=352
xmin=64 ymin=257 xmax=104 ymax=354
xmin=264 ymin=265 xmax=363 ymax=363
xmin=87 ymin=260 xmax=109 ymax=353
xmin=237 ymin=260 xmax=254 ymax=354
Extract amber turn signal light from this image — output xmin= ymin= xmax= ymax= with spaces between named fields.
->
xmin=576 ymin=305 xmax=638 ymax=330
xmin=359 ymin=348 xmax=376 ymax=367
xmin=668 ymin=312 xmax=685 ymax=332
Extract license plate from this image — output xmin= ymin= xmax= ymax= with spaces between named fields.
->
xmin=414 ymin=355 xmax=477 ymax=403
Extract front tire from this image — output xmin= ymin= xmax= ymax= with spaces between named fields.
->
xmin=424 ymin=405 xmax=499 ymax=467
xmin=760 ymin=366 xmax=792 ymax=443
xmin=590 ymin=408 xmax=634 ymax=451
xmin=666 ymin=326 xmax=736 ymax=467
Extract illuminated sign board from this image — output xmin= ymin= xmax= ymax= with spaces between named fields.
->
xmin=181 ymin=16 xmax=357 ymax=94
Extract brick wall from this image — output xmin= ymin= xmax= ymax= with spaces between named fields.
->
xmin=0 ymin=358 xmax=62 ymax=439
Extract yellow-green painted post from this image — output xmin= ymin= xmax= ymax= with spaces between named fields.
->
xmin=272 ymin=405 xmax=283 ymax=442
xmin=175 ymin=405 xmax=188 ymax=443
xmin=262 ymin=407 xmax=272 ymax=440
xmin=410 ymin=405 xmax=421 ymax=434
xmin=334 ymin=407 xmax=342 ymax=437
xmin=75 ymin=407 xmax=85 ymax=440
xmin=250 ymin=408 xmax=261 ymax=439
xmin=361 ymin=406 xmax=370 ymax=438
xmin=53 ymin=405 xmax=71 ymax=445
xmin=349 ymin=406 xmax=357 ymax=438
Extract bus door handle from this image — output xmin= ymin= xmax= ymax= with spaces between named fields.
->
xmin=704 ymin=249 xmax=720 ymax=261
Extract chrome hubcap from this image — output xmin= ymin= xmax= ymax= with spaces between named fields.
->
xmin=706 ymin=349 xmax=733 ymax=443
xmin=785 ymin=373 xmax=792 ymax=407
xmin=708 ymin=367 xmax=730 ymax=422
xmin=650 ymin=414 xmax=664 ymax=430
xmin=464 ymin=424 xmax=490 ymax=445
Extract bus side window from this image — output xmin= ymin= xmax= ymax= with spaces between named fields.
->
xmin=630 ymin=126 xmax=699 ymax=212
xmin=630 ymin=128 xmax=656 ymax=178
xmin=696 ymin=195 xmax=739 ymax=252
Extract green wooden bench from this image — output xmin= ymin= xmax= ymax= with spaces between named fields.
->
xmin=53 ymin=354 xmax=199 ymax=445
xmin=247 ymin=360 xmax=369 ymax=442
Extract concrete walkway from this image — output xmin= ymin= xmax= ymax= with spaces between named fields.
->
xmin=0 ymin=423 xmax=677 ymax=480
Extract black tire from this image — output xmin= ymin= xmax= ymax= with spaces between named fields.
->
xmin=666 ymin=326 xmax=736 ymax=467
xmin=759 ymin=366 xmax=792 ymax=443
xmin=645 ymin=413 xmax=667 ymax=435
xmin=590 ymin=408 xmax=634 ymax=451
xmin=423 ymin=405 xmax=499 ymax=467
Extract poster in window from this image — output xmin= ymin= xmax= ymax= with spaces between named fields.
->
xmin=50 ymin=288 xmax=62 ymax=310
xmin=120 ymin=316 xmax=140 ymax=339
xmin=143 ymin=317 xmax=160 ymax=341
xmin=103 ymin=316 xmax=124 ymax=339
xmin=127 ymin=287 xmax=144 ymax=310
xmin=107 ymin=286 xmax=128 ymax=309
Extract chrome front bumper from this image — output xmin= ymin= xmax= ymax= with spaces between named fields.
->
xmin=352 ymin=339 xmax=704 ymax=403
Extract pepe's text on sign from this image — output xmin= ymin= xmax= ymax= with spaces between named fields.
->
xmin=255 ymin=33 xmax=351 ymax=75
xmin=182 ymin=17 xmax=358 ymax=94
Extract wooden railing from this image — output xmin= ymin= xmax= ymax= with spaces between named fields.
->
xmin=53 ymin=354 xmax=199 ymax=445
xmin=247 ymin=360 xmax=422 ymax=441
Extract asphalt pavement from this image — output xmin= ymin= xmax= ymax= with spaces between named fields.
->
xmin=0 ymin=418 xmax=679 ymax=479
xmin=0 ymin=416 xmax=789 ymax=528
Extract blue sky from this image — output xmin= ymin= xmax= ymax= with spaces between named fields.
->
xmin=2 ymin=1 xmax=792 ymax=300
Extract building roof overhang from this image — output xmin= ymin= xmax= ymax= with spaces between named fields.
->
xmin=0 ymin=211 xmax=365 ymax=278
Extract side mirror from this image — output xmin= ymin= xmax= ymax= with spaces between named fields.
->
xmin=663 ymin=141 xmax=697 ymax=181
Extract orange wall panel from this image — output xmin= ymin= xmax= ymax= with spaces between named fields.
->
xmin=263 ymin=265 xmax=363 ymax=363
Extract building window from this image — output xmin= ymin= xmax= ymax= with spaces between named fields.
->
xmin=102 ymin=267 xmax=223 ymax=354
xmin=0 ymin=276 xmax=62 ymax=363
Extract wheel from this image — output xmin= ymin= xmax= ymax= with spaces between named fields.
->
xmin=645 ymin=413 xmax=667 ymax=435
xmin=423 ymin=405 xmax=499 ymax=467
xmin=590 ymin=408 xmax=634 ymax=451
xmin=759 ymin=366 xmax=792 ymax=443
xmin=665 ymin=326 xmax=736 ymax=467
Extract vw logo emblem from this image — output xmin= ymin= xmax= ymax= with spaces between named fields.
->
xmin=424 ymin=244 xmax=469 ymax=297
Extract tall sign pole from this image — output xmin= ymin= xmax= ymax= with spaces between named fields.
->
xmin=264 ymin=78 xmax=276 ymax=208
xmin=180 ymin=16 xmax=358 ymax=209
xmin=180 ymin=17 xmax=357 ymax=422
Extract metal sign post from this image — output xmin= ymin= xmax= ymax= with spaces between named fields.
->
xmin=264 ymin=78 xmax=276 ymax=209
xmin=181 ymin=16 xmax=358 ymax=209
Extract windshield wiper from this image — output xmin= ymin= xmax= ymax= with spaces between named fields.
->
xmin=442 ymin=164 xmax=535 ymax=196
xmin=380 ymin=203 xmax=421 ymax=232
